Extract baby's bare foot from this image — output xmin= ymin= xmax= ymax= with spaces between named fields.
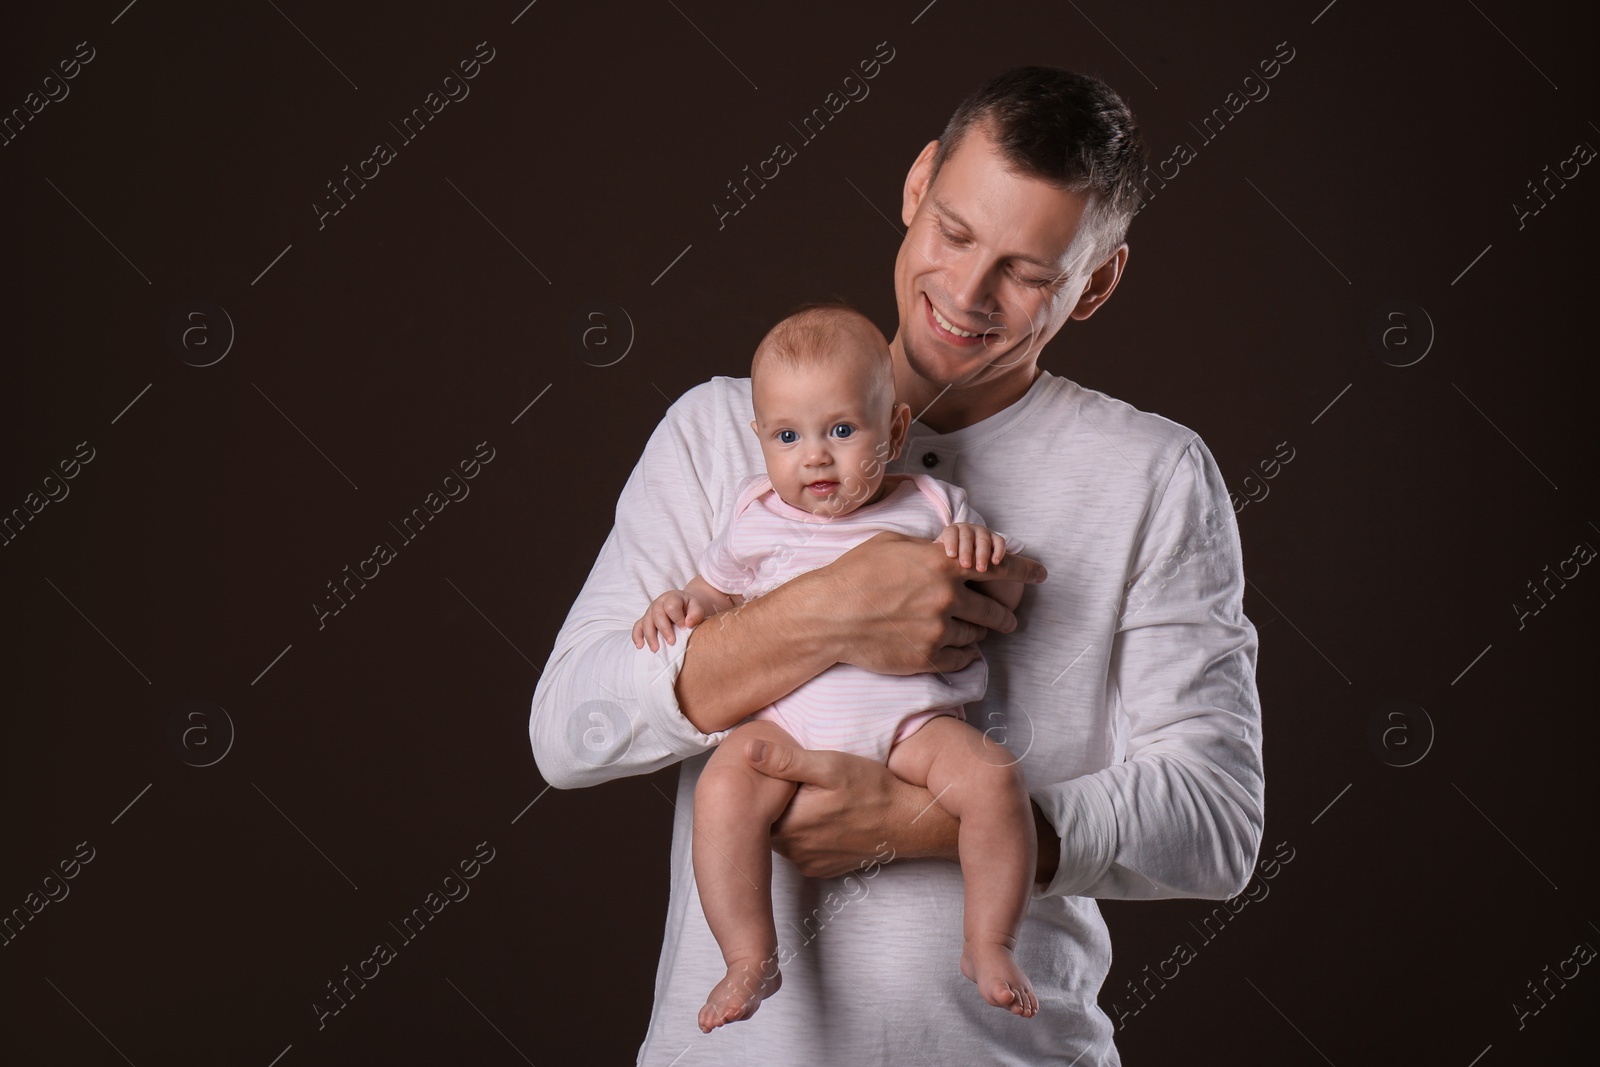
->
xmin=960 ymin=940 xmax=1038 ymax=1018
xmin=698 ymin=957 xmax=783 ymax=1033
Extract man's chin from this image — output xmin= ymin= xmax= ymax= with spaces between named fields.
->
xmin=904 ymin=333 xmax=999 ymax=388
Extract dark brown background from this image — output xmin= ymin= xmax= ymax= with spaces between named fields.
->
xmin=2 ymin=1 xmax=1595 ymax=1064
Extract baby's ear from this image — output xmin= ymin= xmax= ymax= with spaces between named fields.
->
xmin=749 ymin=419 xmax=759 ymax=437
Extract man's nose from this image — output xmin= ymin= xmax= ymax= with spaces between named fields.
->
xmin=945 ymin=252 xmax=994 ymax=313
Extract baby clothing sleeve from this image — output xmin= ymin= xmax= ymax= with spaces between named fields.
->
xmin=693 ymin=475 xmax=767 ymax=597
xmin=937 ymin=477 xmax=1026 ymax=558
xmin=695 ymin=521 xmax=753 ymax=598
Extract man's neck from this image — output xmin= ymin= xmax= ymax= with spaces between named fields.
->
xmin=894 ymin=361 xmax=1043 ymax=435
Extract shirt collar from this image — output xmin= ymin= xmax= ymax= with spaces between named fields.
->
xmin=902 ymin=367 xmax=1067 ymax=453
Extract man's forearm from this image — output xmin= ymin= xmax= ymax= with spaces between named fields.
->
xmin=675 ymin=573 xmax=839 ymax=733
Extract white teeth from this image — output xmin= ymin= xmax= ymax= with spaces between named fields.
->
xmin=931 ymin=303 xmax=979 ymax=338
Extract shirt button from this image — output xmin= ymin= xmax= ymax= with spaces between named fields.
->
xmin=922 ymin=452 xmax=939 ymax=468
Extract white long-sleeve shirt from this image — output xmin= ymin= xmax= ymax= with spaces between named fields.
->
xmin=529 ymin=369 xmax=1264 ymax=1066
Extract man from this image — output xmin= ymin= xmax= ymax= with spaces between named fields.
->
xmin=530 ymin=67 xmax=1263 ymax=1065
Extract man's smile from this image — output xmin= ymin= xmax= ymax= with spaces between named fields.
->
xmin=925 ymin=294 xmax=988 ymax=344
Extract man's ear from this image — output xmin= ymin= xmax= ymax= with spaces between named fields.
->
xmin=902 ymin=140 xmax=940 ymax=227
xmin=888 ymin=402 xmax=912 ymax=460
xmin=1068 ymin=243 xmax=1129 ymax=323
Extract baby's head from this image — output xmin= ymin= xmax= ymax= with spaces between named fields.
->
xmin=749 ymin=303 xmax=912 ymax=517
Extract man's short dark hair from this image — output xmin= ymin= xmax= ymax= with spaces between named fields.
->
xmin=930 ymin=67 xmax=1146 ymax=269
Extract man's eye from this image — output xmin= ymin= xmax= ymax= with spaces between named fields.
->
xmin=777 ymin=430 xmax=798 ymax=444
xmin=1016 ymin=270 xmax=1052 ymax=288
xmin=830 ymin=424 xmax=855 ymax=439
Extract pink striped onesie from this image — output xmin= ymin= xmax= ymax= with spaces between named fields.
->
xmin=696 ymin=472 xmax=1019 ymax=763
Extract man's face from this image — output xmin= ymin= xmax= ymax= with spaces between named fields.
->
xmin=749 ymin=354 xmax=910 ymax=517
xmin=893 ymin=123 xmax=1116 ymax=403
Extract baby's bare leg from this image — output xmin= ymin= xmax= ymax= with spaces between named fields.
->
xmin=886 ymin=714 xmax=1039 ymax=1017
xmin=692 ymin=720 xmax=801 ymax=1033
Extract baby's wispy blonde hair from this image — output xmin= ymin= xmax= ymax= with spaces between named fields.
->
xmin=751 ymin=302 xmax=895 ymax=412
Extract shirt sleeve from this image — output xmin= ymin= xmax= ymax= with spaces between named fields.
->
xmin=1031 ymin=436 xmax=1265 ymax=901
xmin=527 ymin=383 xmax=738 ymax=790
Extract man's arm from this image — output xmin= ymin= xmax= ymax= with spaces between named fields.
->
xmin=529 ymin=382 xmax=1046 ymax=787
xmin=684 ymin=574 xmax=742 ymax=616
xmin=670 ymin=569 xmax=844 ymax=734
xmin=675 ymin=533 xmax=1045 ymax=733
xmin=751 ymin=738 xmax=1059 ymax=884
xmin=758 ymin=438 xmax=1261 ymax=900
xmin=1032 ymin=436 xmax=1264 ymax=901
xmin=529 ymin=382 xmax=746 ymax=789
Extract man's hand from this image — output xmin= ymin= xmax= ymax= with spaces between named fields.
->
xmin=672 ymin=532 xmax=1044 ymax=734
xmin=749 ymin=735 xmax=1062 ymax=885
xmin=821 ymin=531 xmax=1046 ymax=676
xmin=749 ymin=738 xmax=958 ymax=878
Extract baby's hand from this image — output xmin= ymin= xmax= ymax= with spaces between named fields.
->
xmin=937 ymin=522 xmax=1007 ymax=572
xmin=632 ymin=590 xmax=707 ymax=651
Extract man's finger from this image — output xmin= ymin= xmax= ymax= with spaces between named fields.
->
xmin=952 ymin=585 xmax=1015 ymax=632
xmin=943 ymin=617 xmax=990 ymax=648
xmin=965 ymin=552 xmax=1046 ymax=584
xmin=930 ymin=643 xmax=981 ymax=674
xmin=745 ymin=737 xmax=834 ymax=787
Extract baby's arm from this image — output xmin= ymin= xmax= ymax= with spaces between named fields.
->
xmin=937 ymin=523 xmax=1026 ymax=613
xmin=685 ymin=574 xmax=743 ymax=617
xmin=632 ymin=575 xmax=745 ymax=651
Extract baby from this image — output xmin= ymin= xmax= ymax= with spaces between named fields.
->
xmin=632 ymin=304 xmax=1041 ymax=1033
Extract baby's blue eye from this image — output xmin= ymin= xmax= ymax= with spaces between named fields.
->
xmin=777 ymin=429 xmax=798 ymax=444
xmin=830 ymin=424 xmax=855 ymax=439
